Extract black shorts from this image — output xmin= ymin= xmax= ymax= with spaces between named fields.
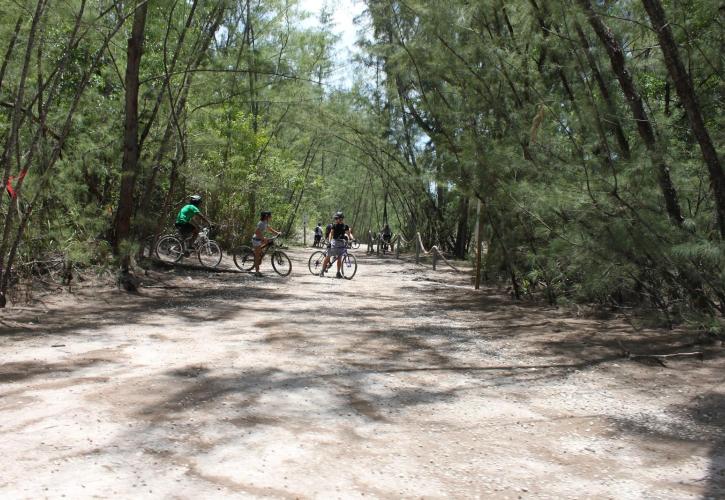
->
xmin=175 ymin=222 xmax=195 ymax=236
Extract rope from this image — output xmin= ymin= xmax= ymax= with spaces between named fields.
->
xmin=394 ymin=233 xmax=411 ymax=245
xmin=365 ymin=230 xmax=463 ymax=273
xmin=415 ymin=232 xmax=465 ymax=273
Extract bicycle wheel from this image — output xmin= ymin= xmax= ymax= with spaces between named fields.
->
xmin=197 ymin=240 xmax=222 ymax=268
xmin=308 ymin=251 xmax=326 ymax=275
xmin=156 ymin=235 xmax=184 ymax=263
xmin=271 ymin=251 xmax=292 ymax=276
xmin=233 ymin=245 xmax=254 ymax=271
xmin=341 ymin=253 xmax=357 ymax=279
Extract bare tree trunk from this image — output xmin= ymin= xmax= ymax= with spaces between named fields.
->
xmin=0 ymin=15 xmax=24 ymax=92
xmin=137 ymin=0 xmax=199 ymax=151
xmin=453 ymin=196 xmax=469 ymax=258
xmin=641 ymin=0 xmax=725 ymax=237
xmin=573 ymin=22 xmax=631 ymax=159
xmin=0 ymin=0 xmax=47 ymax=295
xmin=0 ymin=6 xmax=130 ymax=304
xmin=136 ymin=1 xmax=226 ymax=231
xmin=576 ymin=0 xmax=684 ymax=225
xmin=0 ymin=0 xmax=47 ymax=228
xmin=113 ymin=0 xmax=148 ymax=263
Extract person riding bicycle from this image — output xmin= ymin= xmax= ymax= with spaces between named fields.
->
xmin=314 ymin=222 xmax=323 ymax=247
xmin=321 ymin=212 xmax=355 ymax=278
xmin=252 ymin=210 xmax=281 ymax=277
xmin=175 ymin=195 xmax=211 ymax=248
xmin=381 ymin=223 xmax=392 ymax=250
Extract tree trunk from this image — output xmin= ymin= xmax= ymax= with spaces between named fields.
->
xmin=453 ymin=196 xmax=469 ymax=258
xmin=113 ymin=0 xmax=148 ymax=262
xmin=136 ymin=1 xmax=226 ymax=231
xmin=0 ymin=14 xmax=24 ymax=92
xmin=576 ymin=0 xmax=684 ymax=225
xmin=0 ymin=6 xmax=129 ymax=303
xmin=0 ymin=0 xmax=47 ymax=283
xmin=641 ymin=0 xmax=725 ymax=237
xmin=573 ymin=22 xmax=631 ymax=159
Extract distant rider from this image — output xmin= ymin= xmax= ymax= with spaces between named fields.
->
xmin=314 ymin=222 xmax=323 ymax=247
xmin=381 ymin=223 xmax=392 ymax=251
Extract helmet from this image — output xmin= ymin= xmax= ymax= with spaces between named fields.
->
xmin=189 ymin=194 xmax=202 ymax=205
xmin=335 ymin=211 xmax=344 ymax=219
xmin=260 ymin=210 xmax=272 ymax=218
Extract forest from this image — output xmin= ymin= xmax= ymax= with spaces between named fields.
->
xmin=0 ymin=0 xmax=723 ymax=330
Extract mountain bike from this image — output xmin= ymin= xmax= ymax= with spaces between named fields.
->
xmin=308 ymin=241 xmax=357 ymax=279
xmin=155 ymin=226 xmax=222 ymax=268
xmin=233 ymin=235 xmax=292 ymax=276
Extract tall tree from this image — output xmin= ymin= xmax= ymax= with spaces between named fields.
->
xmin=641 ymin=0 xmax=725 ymax=237
xmin=576 ymin=0 xmax=684 ymax=225
xmin=113 ymin=0 xmax=149 ymax=262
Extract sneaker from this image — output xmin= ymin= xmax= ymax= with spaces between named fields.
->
xmin=254 ymin=272 xmax=263 ymax=277
xmin=319 ymin=270 xmax=325 ymax=277
xmin=336 ymin=271 xmax=343 ymax=279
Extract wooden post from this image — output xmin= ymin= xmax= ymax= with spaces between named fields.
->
xmin=475 ymin=199 xmax=483 ymax=290
xmin=415 ymin=233 xmax=420 ymax=265
xmin=432 ymin=249 xmax=437 ymax=270
xmin=303 ymin=214 xmax=307 ymax=247
xmin=395 ymin=237 xmax=400 ymax=259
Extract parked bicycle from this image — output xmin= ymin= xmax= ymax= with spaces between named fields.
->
xmin=233 ymin=235 xmax=292 ymax=276
xmin=155 ymin=225 xmax=222 ymax=268
xmin=308 ymin=240 xmax=357 ymax=279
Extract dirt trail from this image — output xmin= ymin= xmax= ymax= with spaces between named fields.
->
xmin=1 ymin=248 xmax=724 ymax=499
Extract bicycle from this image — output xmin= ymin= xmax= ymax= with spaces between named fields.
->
xmin=308 ymin=240 xmax=357 ymax=279
xmin=380 ymin=234 xmax=392 ymax=254
xmin=155 ymin=226 xmax=222 ymax=268
xmin=232 ymin=235 xmax=292 ymax=276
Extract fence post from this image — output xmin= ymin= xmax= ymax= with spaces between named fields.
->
xmin=475 ymin=199 xmax=483 ymax=290
xmin=395 ymin=237 xmax=400 ymax=259
xmin=415 ymin=234 xmax=420 ymax=264
xmin=376 ymin=233 xmax=381 ymax=256
xmin=432 ymin=249 xmax=437 ymax=270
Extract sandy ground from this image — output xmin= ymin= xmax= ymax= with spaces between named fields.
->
xmin=1 ymin=247 xmax=724 ymax=500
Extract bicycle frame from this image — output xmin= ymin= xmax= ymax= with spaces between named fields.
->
xmin=322 ymin=240 xmax=352 ymax=269
xmin=256 ymin=235 xmax=280 ymax=259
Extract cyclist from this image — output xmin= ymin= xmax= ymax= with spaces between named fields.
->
xmin=325 ymin=216 xmax=336 ymax=246
xmin=313 ymin=222 xmax=323 ymax=247
xmin=381 ymin=223 xmax=392 ymax=251
xmin=175 ymin=195 xmax=212 ymax=248
xmin=321 ymin=211 xmax=355 ymax=278
xmin=252 ymin=210 xmax=281 ymax=276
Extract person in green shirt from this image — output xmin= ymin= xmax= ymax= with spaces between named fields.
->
xmin=175 ymin=194 xmax=211 ymax=246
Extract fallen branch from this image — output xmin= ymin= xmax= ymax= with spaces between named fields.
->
xmin=617 ymin=340 xmax=704 ymax=366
